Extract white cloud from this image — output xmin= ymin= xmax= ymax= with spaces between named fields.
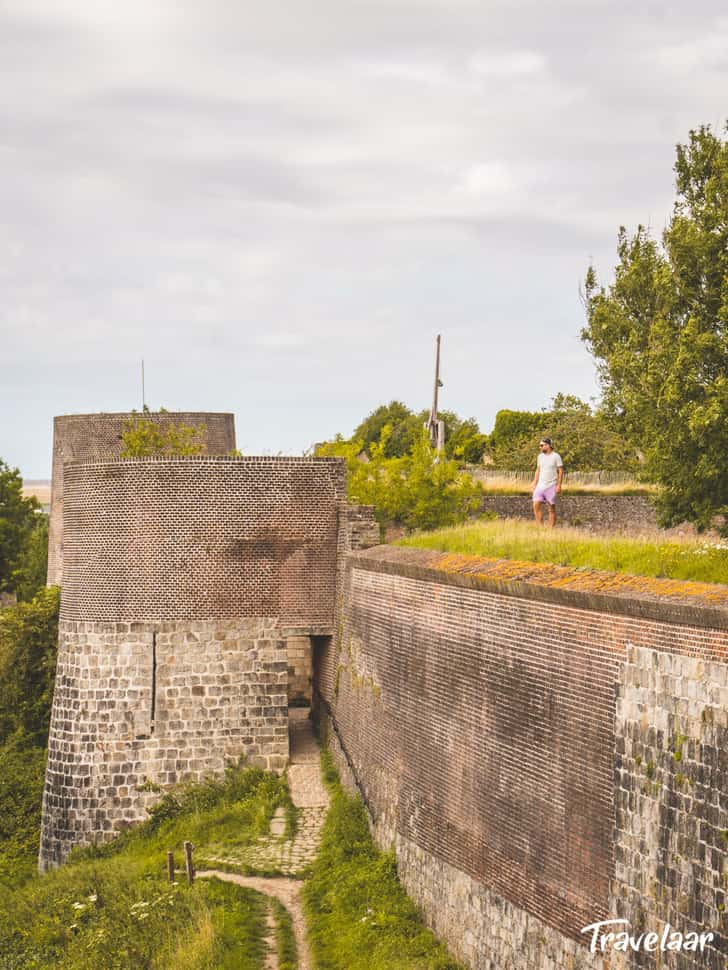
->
xmin=0 ymin=1 xmax=726 ymax=475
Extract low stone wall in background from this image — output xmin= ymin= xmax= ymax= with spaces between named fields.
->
xmin=480 ymin=493 xmax=659 ymax=532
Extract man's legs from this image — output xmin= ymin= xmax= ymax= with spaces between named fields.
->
xmin=547 ymin=501 xmax=556 ymax=528
xmin=533 ymin=500 xmax=544 ymax=525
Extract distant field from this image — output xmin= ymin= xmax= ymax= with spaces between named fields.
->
xmin=398 ymin=519 xmax=728 ymax=585
xmin=22 ymin=480 xmax=51 ymax=506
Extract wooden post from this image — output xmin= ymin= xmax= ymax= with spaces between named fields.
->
xmin=184 ymin=841 xmax=195 ymax=885
xmin=427 ymin=334 xmax=445 ymax=451
xmin=167 ymin=850 xmax=175 ymax=883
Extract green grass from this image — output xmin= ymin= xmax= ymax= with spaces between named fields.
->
xmin=0 ymin=765 xmax=289 ymax=970
xmin=303 ymin=751 xmax=464 ymax=970
xmin=398 ymin=519 xmax=728 ymax=584
xmin=271 ymin=897 xmax=298 ymax=970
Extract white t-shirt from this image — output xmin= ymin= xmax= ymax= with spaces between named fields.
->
xmin=537 ymin=451 xmax=563 ymax=488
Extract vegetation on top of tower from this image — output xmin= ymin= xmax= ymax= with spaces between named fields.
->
xmin=120 ymin=408 xmax=208 ymax=458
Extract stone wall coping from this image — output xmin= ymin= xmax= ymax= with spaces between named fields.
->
xmin=281 ymin=625 xmax=335 ymax=637
xmin=64 ymin=455 xmax=346 ymax=467
xmin=348 ymin=546 xmax=728 ymax=630
xmin=54 ymin=411 xmax=235 ymax=420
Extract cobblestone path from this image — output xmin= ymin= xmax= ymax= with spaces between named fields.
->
xmin=198 ymin=708 xmax=327 ymax=970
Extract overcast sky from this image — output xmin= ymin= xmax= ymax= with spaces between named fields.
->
xmin=1 ymin=1 xmax=726 ymax=477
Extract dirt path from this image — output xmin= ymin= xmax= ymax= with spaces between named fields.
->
xmin=198 ymin=709 xmax=327 ymax=970
xmin=197 ymin=870 xmax=312 ymax=970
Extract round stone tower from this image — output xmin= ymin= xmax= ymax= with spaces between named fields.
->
xmin=47 ymin=412 xmax=236 ymax=586
xmin=39 ymin=455 xmax=347 ymax=870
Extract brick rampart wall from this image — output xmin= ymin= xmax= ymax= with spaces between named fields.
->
xmin=47 ymin=412 xmax=236 ymax=585
xmin=321 ymin=546 xmax=727 ymax=969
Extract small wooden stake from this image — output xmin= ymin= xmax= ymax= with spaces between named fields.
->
xmin=184 ymin=841 xmax=195 ymax=885
xmin=167 ymin=850 xmax=175 ymax=883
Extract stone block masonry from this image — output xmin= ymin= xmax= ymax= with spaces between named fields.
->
xmin=320 ymin=546 xmax=727 ymax=970
xmin=47 ymin=412 xmax=236 ymax=585
xmin=40 ymin=617 xmax=287 ymax=868
xmin=480 ymin=493 xmax=659 ymax=533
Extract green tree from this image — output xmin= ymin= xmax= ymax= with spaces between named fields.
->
xmin=582 ymin=123 xmax=728 ymax=532
xmin=351 ymin=401 xmax=487 ymax=463
xmin=486 ymin=395 xmax=638 ymax=472
xmin=0 ymin=461 xmax=40 ymax=595
xmin=12 ymin=515 xmax=49 ymax=602
xmin=317 ymin=428 xmax=482 ymax=533
xmin=352 ymin=402 xmax=422 ymax=458
xmin=437 ymin=411 xmax=488 ymax=464
xmin=120 ymin=408 xmax=207 ymax=457
xmin=0 ymin=586 xmax=60 ymax=745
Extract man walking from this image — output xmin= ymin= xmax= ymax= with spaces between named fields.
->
xmin=531 ymin=437 xmax=563 ymax=527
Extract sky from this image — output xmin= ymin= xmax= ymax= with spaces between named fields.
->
xmin=1 ymin=1 xmax=726 ymax=478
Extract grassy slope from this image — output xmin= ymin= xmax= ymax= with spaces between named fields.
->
xmin=398 ymin=519 xmax=728 ymax=584
xmin=0 ymin=766 xmax=288 ymax=970
xmin=2 ymin=753 xmax=465 ymax=969
xmin=303 ymin=752 xmax=464 ymax=970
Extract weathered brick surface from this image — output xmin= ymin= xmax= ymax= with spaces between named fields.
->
xmin=40 ymin=617 xmax=287 ymax=869
xmin=320 ymin=547 xmax=727 ymax=969
xmin=47 ymin=412 xmax=236 ymax=585
xmin=60 ymin=456 xmax=346 ymax=626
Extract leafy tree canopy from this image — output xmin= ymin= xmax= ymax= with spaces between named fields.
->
xmin=120 ymin=407 xmax=207 ymax=458
xmin=0 ymin=586 xmax=60 ymax=745
xmin=0 ymin=460 xmax=40 ymax=595
xmin=316 ymin=428 xmax=482 ymax=533
xmin=487 ymin=394 xmax=639 ymax=472
xmin=582 ymin=123 xmax=728 ymax=532
xmin=12 ymin=515 xmax=49 ymax=603
xmin=351 ymin=401 xmax=487 ymax=464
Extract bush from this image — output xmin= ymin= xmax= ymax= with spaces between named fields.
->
xmin=12 ymin=514 xmax=49 ymax=602
xmin=0 ymin=736 xmax=47 ymax=886
xmin=0 ymin=459 xmax=41 ymax=595
xmin=120 ymin=409 xmax=207 ymax=457
xmin=0 ymin=587 xmax=60 ymax=745
xmin=317 ymin=429 xmax=482 ymax=533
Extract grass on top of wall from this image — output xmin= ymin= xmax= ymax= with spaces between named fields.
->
xmin=0 ymin=765 xmax=290 ymax=970
xmin=303 ymin=750 xmax=465 ymax=970
xmin=397 ymin=519 xmax=728 ymax=585
xmin=477 ymin=476 xmax=656 ymax=496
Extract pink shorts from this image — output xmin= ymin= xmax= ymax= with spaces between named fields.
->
xmin=533 ymin=484 xmax=558 ymax=505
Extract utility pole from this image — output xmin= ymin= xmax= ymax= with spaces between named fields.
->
xmin=426 ymin=334 xmax=445 ymax=453
xmin=141 ymin=359 xmax=146 ymax=410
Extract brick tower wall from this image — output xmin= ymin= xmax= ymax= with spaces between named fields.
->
xmin=47 ymin=412 xmax=236 ymax=586
xmin=39 ymin=455 xmax=346 ymax=869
